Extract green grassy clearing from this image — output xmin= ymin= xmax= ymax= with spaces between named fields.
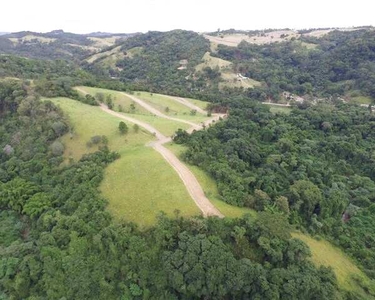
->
xmin=126 ymin=114 xmax=191 ymax=136
xmin=78 ymin=86 xmax=210 ymax=124
xmin=165 ymin=142 xmax=256 ymax=218
xmin=75 ymin=86 xmax=151 ymax=115
xmin=351 ymin=96 xmax=372 ymax=105
xmin=195 ymin=52 xmax=232 ymax=72
xmin=184 ymin=97 xmax=209 ymax=110
xmin=292 ymin=232 xmax=374 ymax=296
xmin=101 ymin=146 xmax=200 ymax=227
xmin=134 ymin=91 xmax=210 ymax=123
xmin=47 ymin=97 xmax=200 ymax=227
xmin=268 ymin=105 xmax=292 ymax=114
xmin=47 ymin=97 xmax=152 ymax=161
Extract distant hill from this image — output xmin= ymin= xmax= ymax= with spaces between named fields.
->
xmin=0 ymin=30 xmax=138 ymax=61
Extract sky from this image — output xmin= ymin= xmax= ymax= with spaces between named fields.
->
xmin=1 ymin=0 xmax=374 ymax=34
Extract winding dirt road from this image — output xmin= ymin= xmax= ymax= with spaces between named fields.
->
xmin=165 ymin=95 xmax=206 ymax=115
xmin=122 ymin=92 xmax=201 ymax=129
xmin=100 ymin=103 xmax=224 ymax=217
xmin=76 ymin=86 xmax=225 ymax=217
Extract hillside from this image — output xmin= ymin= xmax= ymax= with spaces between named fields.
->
xmin=3 ymin=25 xmax=375 ymax=299
xmin=0 ymin=30 xmax=137 ymax=61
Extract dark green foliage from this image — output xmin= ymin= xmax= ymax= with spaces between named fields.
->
xmin=118 ymin=121 xmax=128 ymax=135
xmin=180 ymin=99 xmax=375 ymax=281
xmin=0 ymin=80 xmax=342 ymax=300
xmin=115 ymin=30 xmax=210 ymax=96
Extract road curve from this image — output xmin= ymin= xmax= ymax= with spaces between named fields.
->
xmin=100 ymin=103 xmax=224 ymax=217
xmin=122 ymin=92 xmax=200 ymax=129
xmin=165 ymin=95 xmax=207 ymax=114
xmin=76 ymin=86 xmax=225 ymax=217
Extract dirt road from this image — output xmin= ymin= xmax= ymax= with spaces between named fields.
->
xmin=122 ymin=92 xmax=201 ymax=129
xmin=100 ymin=104 xmax=224 ymax=217
xmin=165 ymin=95 xmax=206 ymax=115
xmin=76 ymin=86 xmax=225 ymax=217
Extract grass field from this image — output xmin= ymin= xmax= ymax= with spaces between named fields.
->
xmin=165 ymin=143 xmax=256 ymax=218
xmin=184 ymin=97 xmax=209 ymax=110
xmin=195 ymin=52 xmax=232 ymax=72
xmin=219 ymin=72 xmax=261 ymax=89
xmin=75 ymin=86 xmax=151 ymax=115
xmin=194 ymin=52 xmax=261 ymax=90
xmin=9 ymin=35 xmax=56 ymax=44
xmin=47 ymin=97 xmax=152 ymax=161
xmin=134 ymin=91 xmax=209 ymax=122
xmin=268 ymin=105 xmax=292 ymax=114
xmin=101 ymin=146 xmax=199 ymax=227
xmin=351 ymin=96 xmax=373 ymax=105
xmin=292 ymin=232 xmax=374 ymax=296
xmin=77 ymin=87 xmax=210 ymax=125
xmin=128 ymin=114 xmax=191 ymax=136
xmin=47 ymin=97 xmax=201 ymax=227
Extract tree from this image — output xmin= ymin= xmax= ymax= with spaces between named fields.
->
xmin=290 ymin=180 xmax=323 ymax=220
xmin=119 ymin=122 xmax=128 ymax=135
xmin=276 ymin=196 xmax=290 ymax=215
xmin=51 ymin=141 xmax=64 ymax=156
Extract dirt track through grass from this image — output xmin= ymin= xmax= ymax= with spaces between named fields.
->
xmin=100 ymin=104 xmax=224 ymax=217
xmin=76 ymin=86 xmax=225 ymax=217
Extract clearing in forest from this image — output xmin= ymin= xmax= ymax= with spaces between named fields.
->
xmin=51 ymin=88 xmax=245 ymax=225
xmin=47 ymin=97 xmax=199 ymax=226
xmin=292 ymin=232 xmax=373 ymax=296
xmin=195 ymin=52 xmax=261 ymax=89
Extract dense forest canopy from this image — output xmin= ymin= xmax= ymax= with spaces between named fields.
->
xmin=0 ymin=81 xmax=343 ymax=299
xmin=176 ymin=98 xmax=375 ymax=282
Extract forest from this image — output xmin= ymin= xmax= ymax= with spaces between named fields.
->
xmin=1 ymin=27 xmax=375 ymax=299
xmin=176 ymin=97 xmax=375 ymax=283
xmin=1 ymin=81 xmax=341 ymax=299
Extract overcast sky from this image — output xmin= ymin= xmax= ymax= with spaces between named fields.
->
xmin=1 ymin=0 xmax=374 ymax=34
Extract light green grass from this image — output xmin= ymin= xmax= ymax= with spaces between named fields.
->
xmin=75 ymin=86 xmax=151 ymax=115
xmin=268 ymin=105 xmax=292 ymax=114
xmin=300 ymin=41 xmax=318 ymax=50
xmin=351 ymin=96 xmax=372 ymax=105
xmin=194 ymin=52 xmax=261 ymax=90
xmin=292 ymin=232 xmax=374 ymax=296
xmin=195 ymin=52 xmax=232 ymax=72
xmin=219 ymin=71 xmax=261 ymax=89
xmin=47 ymin=97 xmax=152 ymax=161
xmin=184 ymin=97 xmax=209 ymax=110
xmin=165 ymin=143 xmax=256 ymax=218
xmin=47 ymin=97 xmax=200 ymax=227
xmin=134 ymin=92 xmax=206 ymax=118
xmin=101 ymin=146 xmax=200 ymax=227
xmin=127 ymin=114 xmax=191 ymax=136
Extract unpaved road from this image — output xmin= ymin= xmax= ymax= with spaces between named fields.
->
xmin=76 ymin=86 xmax=225 ymax=217
xmin=100 ymin=104 xmax=224 ymax=217
xmin=165 ymin=95 xmax=206 ymax=115
xmin=122 ymin=92 xmax=200 ymax=129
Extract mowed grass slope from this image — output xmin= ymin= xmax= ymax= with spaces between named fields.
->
xmin=75 ymin=86 xmax=151 ymax=115
xmin=134 ymin=91 xmax=210 ymax=123
xmin=292 ymin=232 xmax=374 ymax=296
xmin=47 ymin=97 xmax=200 ymax=227
xmin=77 ymin=86 xmax=208 ymax=136
xmin=47 ymin=97 xmax=151 ymax=161
xmin=101 ymin=146 xmax=199 ymax=226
